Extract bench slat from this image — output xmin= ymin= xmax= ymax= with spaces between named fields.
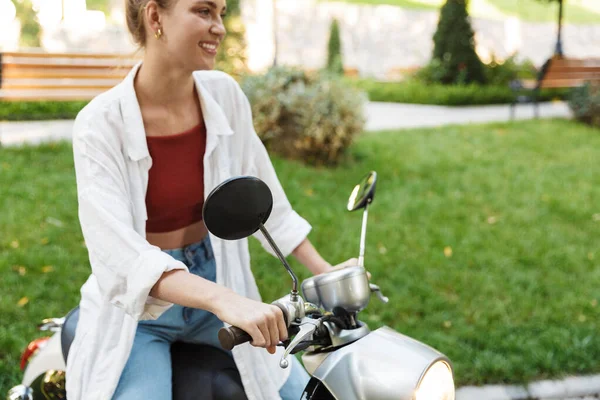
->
xmin=3 ymin=70 xmax=129 ymax=80
xmin=3 ymin=77 xmax=123 ymax=88
xmin=0 ymin=88 xmax=106 ymax=101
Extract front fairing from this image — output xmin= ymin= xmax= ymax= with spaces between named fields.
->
xmin=302 ymin=326 xmax=453 ymax=400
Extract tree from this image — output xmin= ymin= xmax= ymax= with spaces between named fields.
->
xmin=216 ymin=0 xmax=248 ymax=78
xmin=326 ymin=19 xmax=344 ymax=75
xmin=431 ymin=0 xmax=486 ymax=84
xmin=11 ymin=0 xmax=42 ymax=48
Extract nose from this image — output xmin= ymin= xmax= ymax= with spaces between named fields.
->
xmin=210 ymin=20 xmax=226 ymax=38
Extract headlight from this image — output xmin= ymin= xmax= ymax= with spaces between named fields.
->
xmin=415 ymin=360 xmax=455 ymax=400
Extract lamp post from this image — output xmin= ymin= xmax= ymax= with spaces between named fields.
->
xmin=554 ymin=0 xmax=564 ymax=57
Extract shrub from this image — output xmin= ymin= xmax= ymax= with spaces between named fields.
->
xmin=326 ymin=19 xmax=344 ymax=75
xmin=241 ymin=67 xmax=367 ymax=165
xmin=484 ymin=55 xmax=537 ymax=86
xmin=431 ymin=0 xmax=486 ymax=84
xmin=345 ymin=78 xmax=567 ymax=106
xmin=568 ymin=82 xmax=600 ymax=128
xmin=416 ymin=54 xmax=537 ymax=87
xmin=0 ymin=101 xmax=88 ymax=121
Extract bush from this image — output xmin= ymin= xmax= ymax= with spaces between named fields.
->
xmin=241 ymin=67 xmax=367 ymax=165
xmin=568 ymin=82 xmax=600 ymax=128
xmin=417 ymin=54 xmax=537 ymax=87
xmin=431 ymin=0 xmax=486 ymax=84
xmin=0 ymin=101 xmax=88 ymax=121
xmin=326 ymin=19 xmax=344 ymax=75
xmin=346 ymin=78 xmax=567 ymax=106
xmin=484 ymin=55 xmax=537 ymax=86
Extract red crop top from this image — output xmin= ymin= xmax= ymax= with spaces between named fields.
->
xmin=145 ymin=122 xmax=207 ymax=233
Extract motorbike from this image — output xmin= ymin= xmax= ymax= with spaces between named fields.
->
xmin=8 ymin=171 xmax=455 ymax=400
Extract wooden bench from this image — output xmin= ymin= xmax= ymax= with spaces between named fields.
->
xmin=0 ymin=51 xmax=141 ymax=101
xmin=509 ymin=56 xmax=600 ymax=119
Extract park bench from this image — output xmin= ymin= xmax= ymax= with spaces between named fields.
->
xmin=510 ymin=56 xmax=600 ymax=119
xmin=0 ymin=51 xmax=141 ymax=101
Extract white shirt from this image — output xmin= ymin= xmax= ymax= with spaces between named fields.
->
xmin=66 ymin=62 xmax=312 ymax=400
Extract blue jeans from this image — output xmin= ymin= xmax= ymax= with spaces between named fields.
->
xmin=112 ymin=236 xmax=310 ymax=399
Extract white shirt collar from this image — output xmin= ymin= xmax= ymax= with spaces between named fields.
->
xmin=118 ymin=61 xmax=234 ymax=162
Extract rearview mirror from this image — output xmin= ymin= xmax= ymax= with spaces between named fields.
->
xmin=347 ymin=171 xmax=377 ymax=211
xmin=202 ymin=176 xmax=273 ymax=240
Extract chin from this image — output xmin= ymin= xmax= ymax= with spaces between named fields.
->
xmin=194 ymin=61 xmax=215 ymax=71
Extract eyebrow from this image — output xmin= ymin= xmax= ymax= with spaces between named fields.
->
xmin=194 ymin=0 xmax=227 ymax=11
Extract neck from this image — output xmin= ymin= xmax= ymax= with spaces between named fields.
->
xmin=134 ymin=52 xmax=196 ymax=107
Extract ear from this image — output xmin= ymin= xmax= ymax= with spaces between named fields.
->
xmin=144 ymin=0 xmax=163 ymax=32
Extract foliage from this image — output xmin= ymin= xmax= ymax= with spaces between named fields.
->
xmin=568 ymin=82 xmax=600 ymax=128
xmin=345 ymin=78 xmax=567 ymax=106
xmin=0 ymin=101 xmax=88 ymax=121
xmin=483 ymin=55 xmax=537 ymax=86
xmin=431 ymin=0 xmax=486 ymax=85
xmin=86 ymin=0 xmax=111 ymax=14
xmin=241 ymin=67 xmax=367 ymax=165
xmin=326 ymin=19 xmax=344 ymax=75
xmin=11 ymin=0 xmax=42 ymax=48
xmin=215 ymin=0 xmax=247 ymax=79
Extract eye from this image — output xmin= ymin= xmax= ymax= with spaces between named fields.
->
xmin=195 ymin=8 xmax=210 ymax=15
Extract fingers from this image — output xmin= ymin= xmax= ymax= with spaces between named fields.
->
xmin=249 ymin=305 xmax=288 ymax=353
xmin=275 ymin=306 xmax=288 ymax=342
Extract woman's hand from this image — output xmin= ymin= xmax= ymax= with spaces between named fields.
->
xmin=211 ymin=290 xmax=288 ymax=354
xmin=322 ymin=257 xmax=372 ymax=280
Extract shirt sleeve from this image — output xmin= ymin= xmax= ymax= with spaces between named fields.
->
xmin=73 ymin=126 xmax=188 ymax=321
xmin=232 ymin=83 xmax=312 ymax=257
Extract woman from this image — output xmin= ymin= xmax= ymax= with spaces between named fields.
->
xmin=66 ymin=0 xmax=352 ymax=399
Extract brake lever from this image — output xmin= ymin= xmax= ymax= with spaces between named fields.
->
xmin=369 ymin=283 xmax=389 ymax=303
xmin=279 ymin=319 xmax=320 ymax=368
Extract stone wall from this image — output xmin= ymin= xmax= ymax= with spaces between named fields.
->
xmin=242 ymin=0 xmax=600 ymax=78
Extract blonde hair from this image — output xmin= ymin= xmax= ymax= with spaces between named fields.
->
xmin=125 ymin=0 xmax=173 ymax=47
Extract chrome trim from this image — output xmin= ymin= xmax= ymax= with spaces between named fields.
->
xmin=37 ymin=318 xmax=64 ymax=332
xmin=7 ymin=385 xmax=33 ymax=400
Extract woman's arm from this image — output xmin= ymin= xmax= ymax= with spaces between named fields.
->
xmin=291 ymin=238 xmax=331 ymax=275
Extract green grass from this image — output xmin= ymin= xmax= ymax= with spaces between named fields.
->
xmin=1 ymin=119 xmax=600 ymax=393
xmin=322 ymin=0 xmax=600 ymax=24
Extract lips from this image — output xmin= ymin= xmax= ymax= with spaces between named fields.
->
xmin=199 ymin=41 xmax=219 ymax=55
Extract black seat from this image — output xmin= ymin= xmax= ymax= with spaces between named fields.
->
xmin=61 ymin=306 xmax=80 ymax=362
xmin=60 ymin=306 xmax=247 ymax=399
xmin=171 ymin=341 xmax=248 ymax=400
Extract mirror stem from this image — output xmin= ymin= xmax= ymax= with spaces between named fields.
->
xmin=258 ymin=224 xmax=299 ymax=300
xmin=358 ymin=200 xmax=371 ymax=267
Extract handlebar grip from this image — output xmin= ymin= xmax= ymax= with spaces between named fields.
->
xmin=218 ymin=303 xmax=291 ymax=350
xmin=218 ymin=326 xmax=252 ymax=350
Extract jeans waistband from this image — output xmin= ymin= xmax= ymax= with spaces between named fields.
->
xmin=162 ymin=235 xmax=213 ymax=265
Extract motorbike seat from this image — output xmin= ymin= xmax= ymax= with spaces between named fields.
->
xmin=59 ymin=306 xmax=248 ymax=399
xmin=61 ymin=306 xmax=80 ymax=362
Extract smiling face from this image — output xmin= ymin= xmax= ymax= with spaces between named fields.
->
xmin=142 ymin=0 xmax=227 ymax=71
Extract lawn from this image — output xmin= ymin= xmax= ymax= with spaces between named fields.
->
xmin=322 ymin=0 xmax=600 ymax=24
xmin=1 ymin=119 xmax=599 ymax=394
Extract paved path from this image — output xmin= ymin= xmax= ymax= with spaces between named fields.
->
xmin=0 ymin=101 xmax=573 ymax=147
xmin=364 ymin=101 xmax=572 ymax=131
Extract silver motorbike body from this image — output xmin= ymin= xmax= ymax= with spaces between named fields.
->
xmin=303 ymin=326 xmax=452 ymax=400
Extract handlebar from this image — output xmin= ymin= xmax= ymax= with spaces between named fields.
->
xmin=218 ymin=326 xmax=252 ymax=350
xmin=218 ymin=303 xmax=289 ymax=350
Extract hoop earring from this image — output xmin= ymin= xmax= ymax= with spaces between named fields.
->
xmin=155 ymin=28 xmax=163 ymax=39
